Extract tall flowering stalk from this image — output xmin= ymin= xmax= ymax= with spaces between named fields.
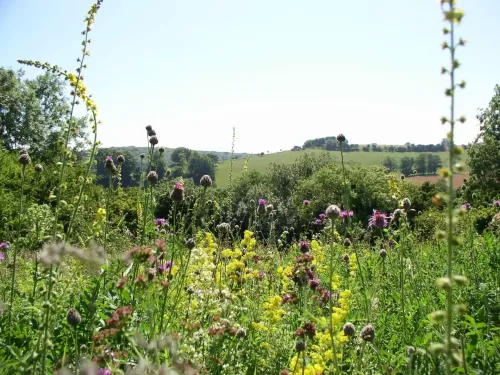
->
xmin=435 ymin=1 xmax=467 ymax=372
xmin=17 ymin=2 xmax=104 ymax=373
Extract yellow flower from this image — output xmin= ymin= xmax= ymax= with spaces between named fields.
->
xmin=95 ymin=207 xmax=106 ymax=222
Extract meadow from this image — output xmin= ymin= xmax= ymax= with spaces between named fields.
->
xmin=215 ymin=150 xmax=455 ymax=189
xmin=1 ymin=2 xmax=500 ymax=375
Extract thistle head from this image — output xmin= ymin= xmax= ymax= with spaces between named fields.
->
xmin=149 ymin=135 xmax=159 ymax=146
xmin=117 ymin=154 xmax=125 ymax=164
xmin=200 ymin=174 xmax=212 ymax=188
xmin=147 ymin=171 xmax=159 ymax=185
xmin=325 ymin=204 xmax=341 ymax=221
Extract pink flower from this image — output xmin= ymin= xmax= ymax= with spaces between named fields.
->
xmin=303 ymin=200 xmax=310 ymax=205
xmin=368 ymin=210 xmax=388 ymax=228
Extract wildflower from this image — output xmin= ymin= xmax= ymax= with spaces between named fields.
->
xmin=200 ymin=174 xmax=212 ymax=188
xmin=217 ymin=222 xmax=231 ymax=234
xmin=379 ymin=249 xmax=387 ymax=258
xmin=461 ymin=203 xmax=471 ymax=211
xmin=368 ymin=210 xmax=388 ymax=228
xmin=154 ymin=218 xmax=166 ymax=226
xmin=257 ymin=199 xmax=267 ymax=215
xmin=311 ymin=218 xmax=325 ymax=231
xmin=388 ymin=239 xmax=395 ymax=247
xmin=97 ymin=369 xmax=111 ymax=375
xmin=185 ymin=238 xmax=196 ymax=250
xmin=303 ymin=322 xmax=316 ymax=338
xmin=147 ymin=171 xmax=159 ymax=185
xmin=148 ymin=129 xmax=156 ymax=137
xmin=298 ymin=240 xmax=311 ymax=254
xmin=342 ymin=254 xmax=350 ymax=263
xmin=303 ymin=199 xmax=310 ymax=205
xmin=295 ymin=341 xmax=306 ymax=352
xmin=360 ymin=324 xmax=375 ymax=342
xmin=34 ymin=164 xmax=43 ymax=172
xmin=18 ymin=153 xmax=31 ymax=166
xmin=325 ymin=204 xmax=341 ymax=221
xmin=343 ymin=322 xmax=356 ymax=337
xmin=236 ymin=328 xmax=246 ymax=337
xmin=337 ymin=133 xmax=346 ymax=143
xmin=145 ymin=125 xmax=153 ymax=132
xmin=140 ymin=153 xmax=145 ymax=159
xmin=402 ymin=198 xmax=411 ymax=211
xmin=0 ymin=253 xmax=4 ymax=261
xmin=340 ymin=210 xmax=354 ymax=218
xmin=493 ymin=200 xmax=500 ymax=207
xmin=116 ymin=277 xmax=126 ymax=289
xmin=400 ymin=174 xmax=405 ymax=180
xmin=407 ymin=346 xmax=416 ymax=356
xmin=0 ymin=242 xmax=8 ymax=250
xmin=170 ymin=181 xmax=184 ymax=201
xmin=343 ymin=238 xmax=352 ymax=247
xmin=117 ymin=154 xmax=125 ymax=163
xmin=149 ymin=135 xmax=159 ymax=145
xmin=67 ymin=308 xmax=82 ymax=326
xmin=266 ymin=204 xmax=274 ymax=214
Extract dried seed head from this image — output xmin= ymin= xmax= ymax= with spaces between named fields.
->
xmin=18 ymin=153 xmax=31 ymax=166
xmin=145 ymin=125 xmax=153 ymax=132
xmin=295 ymin=341 xmax=306 ymax=352
xmin=148 ymin=129 xmax=156 ymax=137
xmin=343 ymin=322 xmax=356 ymax=337
xmin=360 ymin=324 xmax=375 ymax=342
xmin=147 ymin=171 xmax=159 ymax=185
xmin=325 ymin=204 xmax=341 ymax=220
xmin=379 ymin=249 xmax=387 ymax=258
xmin=343 ymin=238 xmax=352 ymax=247
xmin=159 ymin=147 xmax=165 ymax=154
xmin=35 ymin=164 xmax=44 ymax=173
xmin=402 ymin=198 xmax=411 ymax=211
xmin=140 ymin=153 xmax=145 ymax=159
xmin=149 ymin=136 xmax=159 ymax=145
xmin=185 ymin=238 xmax=196 ymax=250
xmin=117 ymin=154 xmax=125 ymax=163
xmin=336 ymin=133 xmax=346 ymax=143
xmin=67 ymin=308 xmax=82 ymax=326
xmin=200 ymin=174 xmax=212 ymax=188
xmin=170 ymin=181 xmax=184 ymax=202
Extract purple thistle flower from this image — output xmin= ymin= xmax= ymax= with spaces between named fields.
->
xmin=461 ymin=203 xmax=472 ymax=211
xmin=318 ymin=213 xmax=326 ymax=220
xmin=258 ymin=271 xmax=266 ymax=278
xmin=493 ymin=200 xmax=500 ymax=207
xmin=340 ymin=210 xmax=354 ymax=217
xmin=154 ymin=218 xmax=167 ymax=226
xmin=368 ymin=210 xmax=388 ymax=228
xmin=258 ymin=199 xmax=267 ymax=206
xmin=97 ymin=369 xmax=111 ymax=375
xmin=303 ymin=200 xmax=310 ymax=206
xmin=105 ymin=156 xmax=113 ymax=162
xmin=0 ymin=252 xmax=4 ymax=261
xmin=158 ymin=260 xmax=172 ymax=274
xmin=388 ymin=239 xmax=395 ymax=247
xmin=0 ymin=242 xmax=8 ymax=250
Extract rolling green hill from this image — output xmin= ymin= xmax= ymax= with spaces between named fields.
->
xmin=215 ymin=149 xmax=461 ymax=189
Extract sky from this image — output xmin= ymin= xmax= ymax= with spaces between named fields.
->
xmin=1 ymin=0 xmax=500 ymax=154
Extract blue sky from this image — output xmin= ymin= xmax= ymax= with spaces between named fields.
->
xmin=1 ymin=0 xmax=499 ymax=153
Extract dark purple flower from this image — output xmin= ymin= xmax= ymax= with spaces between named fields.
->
xmin=258 ymin=199 xmax=267 ymax=206
xmin=309 ymin=278 xmax=320 ymax=290
xmin=97 ymin=369 xmax=111 ymax=375
xmin=493 ymin=200 xmax=500 ymax=207
xmin=154 ymin=218 xmax=167 ymax=226
xmin=0 ymin=252 xmax=4 ymax=261
xmin=303 ymin=200 xmax=310 ymax=206
xmin=311 ymin=219 xmax=325 ymax=231
xmin=318 ymin=213 xmax=326 ymax=220
xmin=158 ymin=260 xmax=172 ymax=273
xmin=368 ymin=210 xmax=388 ymax=228
xmin=388 ymin=239 xmax=395 ymax=247
xmin=0 ymin=242 xmax=8 ymax=250
xmin=461 ymin=203 xmax=471 ymax=211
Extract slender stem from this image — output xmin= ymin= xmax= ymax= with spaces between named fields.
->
xmin=66 ymin=111 xmax=99 ymax=238
xmin=445 ymin=17 xmax=456 ymax=375
xmin=8 ymin=165 xmax=25 ymax=327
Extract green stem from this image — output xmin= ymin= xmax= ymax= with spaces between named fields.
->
xmin=8 ymin=165 xmax=25 ymax=327
xmin=445 ymin=16 xmax=456 ymax=375
xmin=328 ymin=222 xmax=340 ymax=374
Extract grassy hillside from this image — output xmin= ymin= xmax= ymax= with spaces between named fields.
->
xmin=215 ymin=149 xmax=460 ymax=188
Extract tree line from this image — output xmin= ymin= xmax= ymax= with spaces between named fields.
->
xmin=382 ymin=154 xmax=443 ymax=176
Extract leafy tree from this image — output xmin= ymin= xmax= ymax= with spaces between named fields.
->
xmin=171 ymin=147 xmax=192 ymax=164
xmin=325 ymin=139 xmax=337 ymax=151
xmin=0 ymin=68 xmax=88 ymax=161
xmin=426 ymin=154 xmax=443 ymax=174
xmin=382 ymin=156 xmax=398 ymax=172
xmin=414 ymin=154 xmax=427 ymax=174
xmin=465 ymin=85 xmax=500 ymax=204
xmin=188 ymin=152 xmax=216 ymax=185
xmin=399 ymin=156 xmax=414 ymax=176
xmin=205 ymin=153 xmax=219 ymax=164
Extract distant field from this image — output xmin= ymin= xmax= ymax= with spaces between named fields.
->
xmin=407 ymin=174 xmax=467 ymax=189
xmin=215 ymin=149 xmax=460 ymax=189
